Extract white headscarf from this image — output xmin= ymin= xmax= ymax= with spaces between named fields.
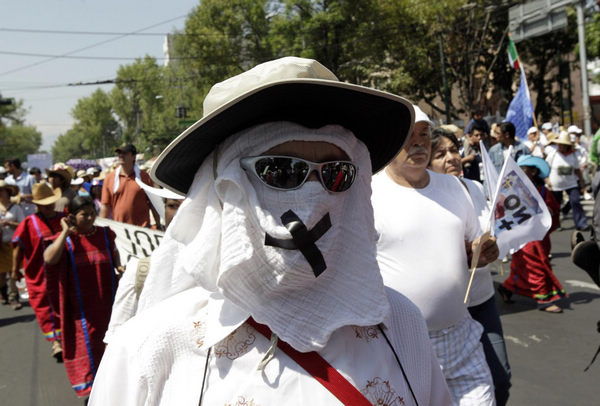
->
xmin=138 ymin=121 xmax=390 ymax=352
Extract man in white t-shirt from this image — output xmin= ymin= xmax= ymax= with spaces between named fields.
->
xmin=372 ymin=106 xmax=499 ymax=406
xmin=524 ymin=126 xmax=545 ymax=158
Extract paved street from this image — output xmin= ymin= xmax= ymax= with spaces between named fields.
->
xmin=491 ymin=199 xmax=600 ymax=405
xmin=0 ymin=201 xmax=598 ymax=405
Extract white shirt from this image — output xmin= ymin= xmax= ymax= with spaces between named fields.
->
xmin=546 ymin=150 xmax=579 ymax=191
xmin=103 ymin=257 xmax=139 ymax=344
xmin=89 ymin=287 xmax=452 ymax=406
xmin=372 ymin=170 xmax=480 ymax=331
xmin=524 ymin=140 xmax=545 ymax=158
xmin=0 ymin=203 xmax=24 ymax=243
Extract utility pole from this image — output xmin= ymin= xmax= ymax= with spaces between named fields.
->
xmin=576 ymin=0 xmax=592 ymax=136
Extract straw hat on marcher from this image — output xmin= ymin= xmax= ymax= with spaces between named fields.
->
xmin=94 ymin=171 xmax=107 ymax=182
xmin=440 ymin=124 xmax=464 ymax=139
xmin=551 ymin=131 xmax=573 ymax=146
xmin=31 ymin=182 xmax=62 ymax=205
xmin=46 ymin=163 xmax=74 ymax=185
xmin=0 ymin=180 xmax=20 ymax=197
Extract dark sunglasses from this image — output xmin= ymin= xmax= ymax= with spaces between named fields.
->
xmin=240 ymin=155 xmax=358 ymax=192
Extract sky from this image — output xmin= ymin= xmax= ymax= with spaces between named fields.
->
xmin=1 ymin=0 xmax=200 ymax=153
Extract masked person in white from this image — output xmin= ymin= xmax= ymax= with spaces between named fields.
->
xmin=89 ymin=57 xmax=452 ymax=406
xmin=371 ymin=106 xmax=498 ymax=406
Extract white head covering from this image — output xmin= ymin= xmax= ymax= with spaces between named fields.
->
xmin=413 ymin=105 xmax=433 ymax=126
xmin=138 ymin=121 xmax=390 ymax=352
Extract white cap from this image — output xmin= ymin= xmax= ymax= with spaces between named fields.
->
xmin=542 ymin=122 xmax=553 ymax=130
xmin=71 ymin=178 xmax=83 ymax=186
xmin=567 ymin=125 xmax=582 ymax=134
xmin=413 ymin=105 xmax=434 ymax=126
xmin=0 ymin=167 xmax=6 ymax=174
xmin=527 ymin=126 xmax=538 ymax=135
xmin=86 ymin=167 xmax=97 ymax=175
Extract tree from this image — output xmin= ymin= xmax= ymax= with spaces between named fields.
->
xmin=518 ymin=8 xmax=579 ymax=122
xmin=175 ymin=0 xmax=274 ymax=94
xmin=110 ymin=56 xmax=183 ymax=153
xmin=52 ymin=89 xmax=120 ymax=161
xmin=52 ymin=129 xmax=88 ymax=163
xmin=0 ymin=94 xmax=41 ymax=162
xmin=0 ymin=124 xmax=42 ymax=163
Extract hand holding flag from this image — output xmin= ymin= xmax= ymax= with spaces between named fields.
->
xmin=464 ymin=145 xmax=552 ymax=303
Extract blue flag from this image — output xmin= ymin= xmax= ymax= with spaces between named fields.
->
xmin=505 ymin=69 xmax=534 ymax=141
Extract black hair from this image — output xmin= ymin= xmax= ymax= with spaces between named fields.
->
xmin=500 ymin=122 xmax=516 ymax=138
xmin=431 ymin=127 xmax=460 ymax=155
xmin=29 ymin=167 xmax=41 ymax=175
xmin=4 ymin=158 xmax=21 ymax=169
xmin=68 ymin=195 xmax=95 ymax=215
xmin=470 ymin=122 xmax=487 ymax=135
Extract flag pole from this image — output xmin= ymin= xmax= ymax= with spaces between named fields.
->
xmin=464 ymin=145 xmax=513 ymax=304
xmin=519 ymin=65 xmax=538 ymax=128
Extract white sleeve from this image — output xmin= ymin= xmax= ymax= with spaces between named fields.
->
xmin=89 ymin=333 xmax=148 ymax=406
xmin=104 ymin=257 xmax=139 ymax=344
xmin=385 ymin=288 xmax=453 ymax=405
xmin=454 ymin=177 xmax=481 ymax=241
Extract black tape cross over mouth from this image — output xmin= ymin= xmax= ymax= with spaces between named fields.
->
xmin=264 ymin=210 xmax=331 ymax=277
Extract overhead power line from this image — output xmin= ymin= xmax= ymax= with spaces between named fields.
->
xmin=0 ymin=27 xmax=172 ymax=36
xmin=0 ymin=14 xmax=188 ymax=77
xmin=0 ymin=50 xmax=168 ymax=60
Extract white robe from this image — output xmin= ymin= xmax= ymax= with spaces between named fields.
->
xmin=89 ymin=287 xmax=451 ymax=406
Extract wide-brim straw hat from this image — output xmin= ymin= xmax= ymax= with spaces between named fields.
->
xmin=46 ymin=163 xmax=74 ymax=185
xmin=0 ymin=180 xmax=20 ymax=197
xmin=440 ymin=124 xmax=464 ymax=138
xmin=31 ymin=182 xmax=62 ymax=205
xmin=551 ymin=131 xmax=573 ymax=146
xmin=151 ymin=56 xmax=415 ymax=195
xmin=93 ymin=171 xmax=106 ymax=182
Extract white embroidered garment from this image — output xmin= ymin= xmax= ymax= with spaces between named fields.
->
xmin=103 ymin=257 xmax=139 ymax=344
xmin=89 ymin=287 xmax=452 ymax=406
xmin=137 ymin=122 xmax=391 ymax=352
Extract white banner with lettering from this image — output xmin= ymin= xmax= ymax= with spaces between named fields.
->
xmin=95 ymin=217 xmax=164 ymax=263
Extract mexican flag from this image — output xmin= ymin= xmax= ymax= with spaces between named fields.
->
xmin=507 ymin=33 xmax=520 ymax=70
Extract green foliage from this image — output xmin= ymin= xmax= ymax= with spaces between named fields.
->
xmin=0 ymin=96 xmax=25 ymax=127
xmin=518 ymin=7 xmax=579 ymax=122
xmin=52 ymin=88 xmax=120 ymax=161
xmin=0 ymin=94 xmax=41 ymax=162
xmin=0 ymin=124 xmax=42 ymax=163
xmin=52 ymin=129 xmax=88 ymax=163
xmin=44 ymin=0 xmax=600 ymax=155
